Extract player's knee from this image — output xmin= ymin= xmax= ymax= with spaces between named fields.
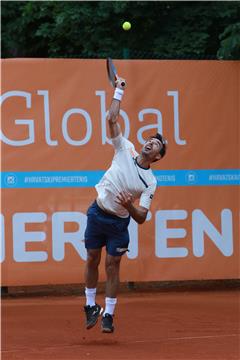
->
xmin=87 ymin=250 xmax=101 ymax=268
xmin=105 ymin=256 xmax=121 ymax=274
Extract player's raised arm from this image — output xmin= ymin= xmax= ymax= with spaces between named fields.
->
xmin=107 ymin=78 xmax=126 ymax=139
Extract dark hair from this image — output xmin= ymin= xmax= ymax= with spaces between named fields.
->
xmin=151 ymin=133 xmax=168 ymax=158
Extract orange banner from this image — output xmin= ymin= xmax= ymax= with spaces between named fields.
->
xmin=1 ymin=59 xmax=239 ymax=285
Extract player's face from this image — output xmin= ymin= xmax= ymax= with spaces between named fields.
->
xmin=142 ymin=137 xmax=162 ymax=161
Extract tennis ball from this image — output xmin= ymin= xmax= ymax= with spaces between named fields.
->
xmin=122 ymin=21 xmax=131 ymax=31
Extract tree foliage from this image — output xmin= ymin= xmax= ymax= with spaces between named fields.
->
xmin=217 ymin=22 xmax=240 ymax=59
xmin=1 ymin=1 xmax=240 ymax=59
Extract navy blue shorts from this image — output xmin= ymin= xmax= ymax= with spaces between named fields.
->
xmin=84 ymin=201 xmax=130 ymax=256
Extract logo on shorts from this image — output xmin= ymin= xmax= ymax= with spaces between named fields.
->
xmin=150 ymin=194 xmax=153 ymax=199
xmin=116 ymin=247 xmax=129 ymax=253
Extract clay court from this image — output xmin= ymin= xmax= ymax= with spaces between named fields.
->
xmin=2 ymin=289 xmax=239 ymax=360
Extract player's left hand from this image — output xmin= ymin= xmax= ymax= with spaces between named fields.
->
xmin=115 ymin=191 xmax=133 ymax=209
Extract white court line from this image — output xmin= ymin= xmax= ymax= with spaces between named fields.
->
xmin=129 ymin=333 xmax=239 ymax=344
xmin=2 ymin=334 xmax=239 ymax=353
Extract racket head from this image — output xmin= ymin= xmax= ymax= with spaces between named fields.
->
xmin=107 ymin=58 xmax=117 ymax=87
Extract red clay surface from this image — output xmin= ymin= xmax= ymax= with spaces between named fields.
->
xmin=1 ymin=291 xmax=239 ymax=360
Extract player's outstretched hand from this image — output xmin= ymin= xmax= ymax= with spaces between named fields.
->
xmin=115 ymin=78 xmax=126 ymax=90
xmin=115 ymin=191 xmax=133 ymax=209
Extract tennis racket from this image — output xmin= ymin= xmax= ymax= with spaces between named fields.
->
xmin=106 ymin=58 xmax=125 ymax=88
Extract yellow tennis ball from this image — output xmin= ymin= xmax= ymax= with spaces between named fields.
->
xmin=122 ymin=21 xmax=131 ymax=31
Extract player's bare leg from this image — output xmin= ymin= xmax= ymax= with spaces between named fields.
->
xmin=105 ymin=254 xmax=121 ymax=297
xmin=84 ymin=249 xmax=103 ymax=330
xmin=85 ymin=249 xmax=102 ymax=288
xmin=101 ymin=254 xmax=122 ymax=333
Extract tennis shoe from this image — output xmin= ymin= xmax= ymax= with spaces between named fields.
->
xmin=101 ymin=313 xmax=114 ymax=333
xmin=84 ymin=304 xmax=103 ymax=329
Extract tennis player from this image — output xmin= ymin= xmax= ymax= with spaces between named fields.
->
xmin=84 ymin=76 xmax=167 ymax=333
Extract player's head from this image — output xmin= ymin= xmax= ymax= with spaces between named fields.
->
xmin=141 ymin=133 xmax=168 ymax=163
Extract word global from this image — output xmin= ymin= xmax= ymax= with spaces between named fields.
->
xmin=0 ymin=209 xmax=233 ymax=263
xmin=1 ymin=90 xmax=186 ymax=146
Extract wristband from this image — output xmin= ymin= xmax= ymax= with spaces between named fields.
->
xmin=113 ymin=88 xmax=124 ymax=101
